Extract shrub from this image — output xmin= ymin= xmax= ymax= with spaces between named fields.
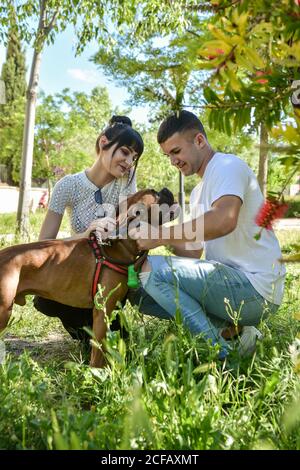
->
xmin=285 ymin=196 xmax=300 ymax=218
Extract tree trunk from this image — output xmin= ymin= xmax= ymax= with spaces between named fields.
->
xmin=45 ymin=152 xmax=52 ymax=201
xmin=16 ymin=2 xmax=47 ymax=238
xmin=257 ymin=122 xmax=269 ymax=198
xmin=16 ymin=47 xmax=42 ymax=238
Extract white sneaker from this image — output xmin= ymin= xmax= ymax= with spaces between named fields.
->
xmin=238 ymin=326 xmax=263 ymax=357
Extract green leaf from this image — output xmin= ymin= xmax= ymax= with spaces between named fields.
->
xmin=203 ymin=87 xmax=220 ymax=104
xmin=243 ymin=46 xmax=266 ymax=68
xmin=235 ymin=51 xmax=255 ymax=72
xmin=224 ymin=112 xmax=232 ymax=136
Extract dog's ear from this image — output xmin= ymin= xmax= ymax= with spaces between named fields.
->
xmin=158 ymin=188 xmax=174 ymax=206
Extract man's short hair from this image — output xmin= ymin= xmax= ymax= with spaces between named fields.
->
xmin=157 ymin=110 xmax=207 ymax=144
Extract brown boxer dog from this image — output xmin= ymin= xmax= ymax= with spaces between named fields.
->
xmin=0 ymin=188 xmax=175 ymax=367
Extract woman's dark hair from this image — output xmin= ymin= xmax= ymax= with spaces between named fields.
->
xmin=96 ymin=115 xmax=144 ymax=185
xmin=157 ymin=110 xmax=207 ymax=144
xmin=108 ymin=115 xmax=132 ymax=127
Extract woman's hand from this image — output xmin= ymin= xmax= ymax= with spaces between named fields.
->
xmin=85 ymin=217 xmax=117 ymax=241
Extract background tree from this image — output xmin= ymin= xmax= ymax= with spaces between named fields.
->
xmin=33 ymin=86 xmax=112 ymax=195
xmin=0 ymin=105 xmax=26 ymax=184
xmin=196 ymin=0 xmax=300 ymax=195
xmin=99 ymin=0 xmax=299 ymax=198
xmin=0 ymin=9 xmax=26 ymax=185
xmin=0 ymin=0 xmax=195 ymax=237
xmin=93 ymin=23 xmax=210 ymax=214
xmin=0 ymin=14 xmax=26 ymax=106
xmin=1 ymin=0 xmax=298 ymax=234
xmin=93 ymin=12 xmax=257 ymax=204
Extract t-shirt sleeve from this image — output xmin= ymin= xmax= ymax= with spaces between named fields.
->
xmin=209 ymin=158 xmax=249 ymax=206
xmin=48 ymin=175 xmax=73 ymax=215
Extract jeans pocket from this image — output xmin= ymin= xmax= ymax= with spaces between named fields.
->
xmin=213 ymin=264 xmax=265 ymax=314
xmin=238 ymin=295 xmax=277 ymax=325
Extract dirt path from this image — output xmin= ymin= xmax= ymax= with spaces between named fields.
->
xmin=4 ymin=333 xmax=80 ymax=363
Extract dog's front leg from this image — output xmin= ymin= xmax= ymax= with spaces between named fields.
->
xmin=90 ymin=307 xmax=107 ymax=368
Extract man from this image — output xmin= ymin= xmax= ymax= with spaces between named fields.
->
xmin=128 ymin=110 xmax=285 ymax=359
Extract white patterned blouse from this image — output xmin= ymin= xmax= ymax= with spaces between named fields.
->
xmin=48 ymin=170 xmax=137 ymax=234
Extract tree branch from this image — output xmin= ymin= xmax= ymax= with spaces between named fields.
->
xmin=44 ymin=9 xmax=60 ymax=36
xmin=186 ymin=29 xmax=203 ymax=39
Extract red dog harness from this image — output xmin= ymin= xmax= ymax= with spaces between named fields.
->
xmin=88 ymin=232 xmax=128 ymax=298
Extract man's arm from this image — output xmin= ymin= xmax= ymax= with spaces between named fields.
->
xmin=170 ymin=243 xmax=203 ymax=259
xmin=169 ymin=195 xmax=242 ymax=246
xmin=130 ymin=195 xmax=242 ymax=250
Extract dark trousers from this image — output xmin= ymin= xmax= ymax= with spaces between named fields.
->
xmin=33 ymin=288 xmax=168 ymax=343
xmin=33 ymin=296 xmax=126 ymax=343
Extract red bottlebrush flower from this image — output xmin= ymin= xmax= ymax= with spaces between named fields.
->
xmin=255 ymin=71 xmax=269 ymax=84
xmin=257 ymin=78 xmax=268 ymax=84
xmin=255 ymin=70 xmax=271 ymax=76
xmin=208 ymin=49 xmax=224 ymax=60
xmin=254 ymin=198 xmax=289 ymax=239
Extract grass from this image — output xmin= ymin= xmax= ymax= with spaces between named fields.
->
xmin=0 ymin=210 xmax=70 ymax=244
xmin=0 ymin=216 xmax=300 ymax=450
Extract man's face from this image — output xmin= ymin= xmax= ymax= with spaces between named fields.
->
xmin=160 ymin=131 xmax=205 ymax=176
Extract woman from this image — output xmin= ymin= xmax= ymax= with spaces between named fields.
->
xmin=34 ymin=115 xmax=144 ymax=342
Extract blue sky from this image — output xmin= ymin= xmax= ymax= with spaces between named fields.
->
xmin=0 ymin=25 xmax=149 ymax=124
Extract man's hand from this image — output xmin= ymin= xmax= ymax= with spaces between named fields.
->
xmin=128 ymin=221 xmax=162 ymax=250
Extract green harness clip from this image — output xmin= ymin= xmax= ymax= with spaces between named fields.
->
xmin=127 ymin=264 xmax=140 ymax=289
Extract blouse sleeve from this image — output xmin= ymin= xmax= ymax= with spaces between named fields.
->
xmin=48 ymin=175 xmax=74 ymax=215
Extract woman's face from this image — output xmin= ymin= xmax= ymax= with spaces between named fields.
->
xmin=99 ymin=137 xmax=139 ymax=178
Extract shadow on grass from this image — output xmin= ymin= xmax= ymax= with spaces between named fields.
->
xmin=4 ymin=332 xmax=81 ymax=364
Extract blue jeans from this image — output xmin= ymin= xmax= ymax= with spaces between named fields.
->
xmin=128 ymin=255 xmax=279 ymax=358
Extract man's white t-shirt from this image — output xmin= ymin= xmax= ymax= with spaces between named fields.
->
xmin=189 ymin=152 xmax=286 ymax=305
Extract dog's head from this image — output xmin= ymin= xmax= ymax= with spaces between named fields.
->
xmin=116 ymin=188 xmax=178 ymax=237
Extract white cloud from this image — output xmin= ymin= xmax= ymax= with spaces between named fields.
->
xmin=67 ymin=68 xmax=100 ymax=84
